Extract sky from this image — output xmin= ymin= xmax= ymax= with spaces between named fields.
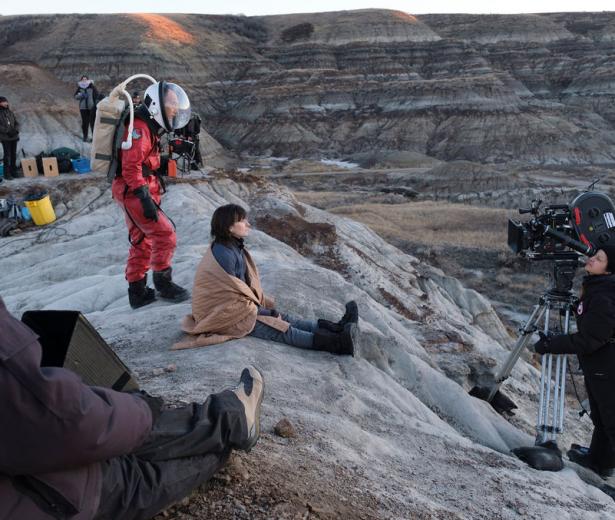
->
xmin=1 ymin=0 xmax=613 ymax=16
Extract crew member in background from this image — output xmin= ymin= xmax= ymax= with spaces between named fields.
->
xmin=132 ymin=91 xmax=141 ymax=107
xmin=74 ymin=75 xmax=99 ymax=142
xmin=0 ymin=96 xmax=19 ymax=181
xmin=112 ymin=81 xmax=192 ymax=309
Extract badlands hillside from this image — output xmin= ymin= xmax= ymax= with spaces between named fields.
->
xmin=1 ymin=10 xmax=615 ymax=164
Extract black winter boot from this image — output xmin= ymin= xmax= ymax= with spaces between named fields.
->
xmin=568 ymin=445 xmax=615 ymax=478
xmin=317 ymin=319 xmax=343 ymax=333
xmin=153 ymin=267 xmax=190 ymax=302
xmin=128 ymin=276 xmax=156 ymax=309
xmin=312 ymin=323 xmax=357 ymax=356
xmin=317 ymin=301 xmax=359 ymax=333
xmin=340 ymin=301 xmax=358 ymax=326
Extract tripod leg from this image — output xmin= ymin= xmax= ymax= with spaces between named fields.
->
xmin=536 ymin=303 xmax=572 ymax=445
xmin=551 ymin=355 xmax=563 ymax=442
xmin=557 ymin=307 xmax=572 ymax=437
xmin=486 ymin=304 xmax=547 ymax=402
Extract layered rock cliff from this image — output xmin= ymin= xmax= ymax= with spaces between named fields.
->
xmin=1 ymin=10 xmax=615 ymax=165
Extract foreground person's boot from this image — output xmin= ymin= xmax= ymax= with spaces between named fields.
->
xmin=128 ymin=276 xmax=156 ymax=309
xmin=153 ymin=267 xmax=190 ymax=302
xmin=232 ymin=366 xmax=265 ymax=452
xmin=568 ymin=445 xmax=615 ymax=478
xmin=313 ymin=322 xmax=357 ymax=356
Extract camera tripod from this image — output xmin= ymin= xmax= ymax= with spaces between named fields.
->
xmin=473 ymin=258 xmax=580 ymax=451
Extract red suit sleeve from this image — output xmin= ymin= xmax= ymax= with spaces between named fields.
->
xmin=120 ymin=120 xmax=154 ymax=192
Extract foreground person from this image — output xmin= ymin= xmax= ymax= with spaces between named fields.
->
xmin=534 ymin=246 xmax=615 ymax=479
xmin=0 ymin=297 xmax=263 ymax=520
xmin=175 ymin=204 xmax=358 ymax=354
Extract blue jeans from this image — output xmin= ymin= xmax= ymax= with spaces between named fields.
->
xmin=249 ymin=313 xmax=318 ymax=349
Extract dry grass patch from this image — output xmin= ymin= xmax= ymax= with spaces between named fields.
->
xmin=332 ymin=201 xmax=516 ymax=251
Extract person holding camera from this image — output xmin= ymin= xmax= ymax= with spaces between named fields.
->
xmin=112 ymin=81 xmax=193 ymax=309
xmin=0 ymin=96 xmax=19 ymax=181
xmin=175 ymin=203 xmax=359 ymax=355
xmin=534 ymin=246 xmax=615 ymax=477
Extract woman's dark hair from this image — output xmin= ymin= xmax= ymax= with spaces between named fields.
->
xmin=211 ymin=204 xmax=247 ymax=243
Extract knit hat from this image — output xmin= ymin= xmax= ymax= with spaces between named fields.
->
xmin=598 ymin=245 xmax=615 ymax=274
xmin=0 ymin=97 xmax=7 ymax=103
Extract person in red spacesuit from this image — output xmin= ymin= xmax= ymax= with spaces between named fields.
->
xmin=111 ymin=82 xmax=192 ymax=309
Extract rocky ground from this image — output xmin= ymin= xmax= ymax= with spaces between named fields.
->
xmin=2 ymin=171 xmax=614 ymax=519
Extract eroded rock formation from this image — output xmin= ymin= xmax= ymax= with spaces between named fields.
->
xmin=1 ymin=10 xmax=615 ymax=164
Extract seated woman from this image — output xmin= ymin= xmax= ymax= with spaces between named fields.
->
xmin=174 ymin=204 xmax=358 ymax=354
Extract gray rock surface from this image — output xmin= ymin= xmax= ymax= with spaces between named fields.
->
xmin=0 ymin=174 xmax=611 ymax=517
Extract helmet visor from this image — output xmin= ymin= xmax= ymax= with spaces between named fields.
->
xmin=161 ymin=82 xmax=191 ymax=131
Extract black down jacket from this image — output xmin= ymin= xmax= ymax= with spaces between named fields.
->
xmin=546 ymin=274 xmax=615 ymax=376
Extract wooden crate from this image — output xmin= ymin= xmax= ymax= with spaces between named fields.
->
xmin=42 ymin=157 xmax=59 ymax=177
xmin=21 ymin=158 xmax=39 ymax=177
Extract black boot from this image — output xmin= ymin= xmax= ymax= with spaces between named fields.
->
xmin=317 ymin=319 xmax=343 ymax=333
xmin=568 ymin=445 xmax=614 ymax=478
xmin=317 ymin=301 xmax=359 ymax=333
xmin=340 ymin=301 xmax=358 ymax=326
xmin=153 ymin=267 xmax=190 ymax=302
xmin=312 ymin=323 xmax=357 ymax=356
xmin=128 ymin=276 xmax=156 ymax=309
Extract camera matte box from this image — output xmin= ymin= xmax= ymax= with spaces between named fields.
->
xmin=21 ymin=310 xmax=139 ymax=391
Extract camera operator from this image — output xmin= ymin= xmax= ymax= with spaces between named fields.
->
xmin=533 ymin=246 xmax=615 ymax=477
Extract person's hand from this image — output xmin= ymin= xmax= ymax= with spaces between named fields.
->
xmin=532 ymin=331 xmax=551 ymax=354
xmin=134 ymin=185 xmax=158 ymax=221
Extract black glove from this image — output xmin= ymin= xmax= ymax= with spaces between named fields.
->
xmin=7 ymin=128 xmax=18 ymax=138
xmin=532 ymin=331 xmax=551 ymax=354
xmin=257 ymin=307 xmax=280 ymax=318
xmin=133 ymin=185 xmax=158 ymax=221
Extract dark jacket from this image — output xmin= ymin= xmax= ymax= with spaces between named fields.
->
xmin=0 ymin=298 xmax=152 ymax=519
xmin=545 ymin=274 xmax=615 ymax=374
xmin=74 ymin=84 xmax=99 ymax=111
xmin=0 ymin=106 xmax=19 ymax=142
xmin=212 ymin=239 xmax=247 ymax=283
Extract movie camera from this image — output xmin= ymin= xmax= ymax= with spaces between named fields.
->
xmin=507 ymin=192 xmax=615 ymax=260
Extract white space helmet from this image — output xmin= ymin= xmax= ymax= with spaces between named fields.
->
xmin=143 ymin=81 xmax=191 ymax=132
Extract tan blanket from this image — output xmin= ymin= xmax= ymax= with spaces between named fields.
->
xmin=172 ymin=245 xmax=289 ymax=350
